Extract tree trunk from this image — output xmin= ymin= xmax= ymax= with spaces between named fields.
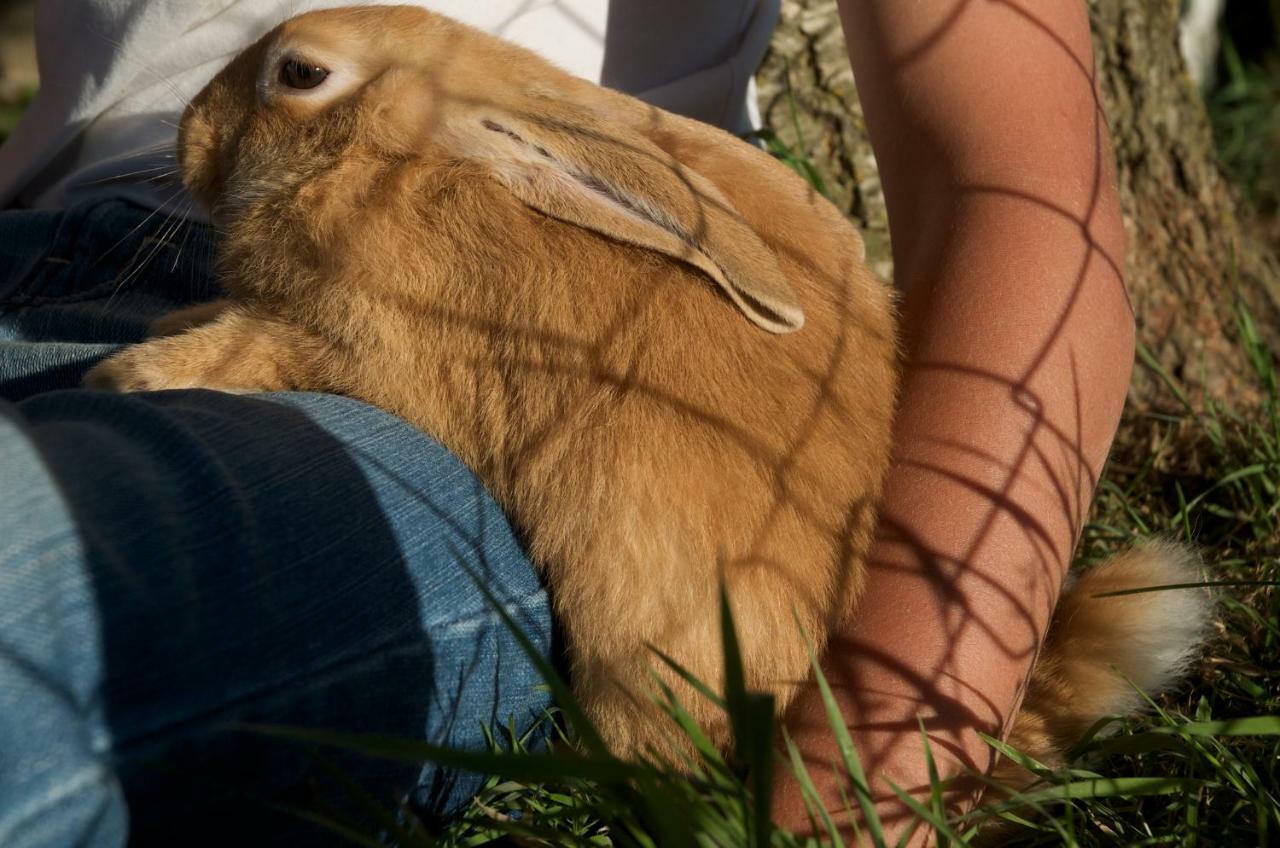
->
xmin=756 ymin=0 xmax=1280 ymax=410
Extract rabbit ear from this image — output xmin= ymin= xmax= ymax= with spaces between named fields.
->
xmin=441 ymin=106 xmax=804 ymax=334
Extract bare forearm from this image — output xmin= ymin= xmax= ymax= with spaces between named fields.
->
xmin=774 ymin=0 xmax=1133 ymax=838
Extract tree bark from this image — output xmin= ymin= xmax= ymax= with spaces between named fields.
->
xmin=756 ymin=0 xmax=1280 ymax=410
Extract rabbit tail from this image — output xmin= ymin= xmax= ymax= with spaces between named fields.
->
xmin=998 ymin=542 xmax=1213 ymax=783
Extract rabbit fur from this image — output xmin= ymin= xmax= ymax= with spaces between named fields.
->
xmin=85 ymin=5 xmax=1211 ymax=770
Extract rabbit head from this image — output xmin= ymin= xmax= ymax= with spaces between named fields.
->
xmin=179 ymin=4 xmax=805 ymax=334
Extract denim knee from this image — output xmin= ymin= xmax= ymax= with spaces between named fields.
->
xmin=0 ymin=403 xmax=128 ymax=848
xmin=1 ymin=389 xmax=553 ymax=845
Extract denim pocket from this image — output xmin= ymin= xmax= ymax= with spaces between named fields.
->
xmin=0 ymin=200 xmax=218 ymax=343
xmin=0 ymin=207 xmax=64 ymax=306
xmin=0 ymin=201 xmax=220 ymax=398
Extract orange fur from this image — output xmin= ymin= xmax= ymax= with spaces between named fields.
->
xmin=999 ymin=542 xmax=1213 ymax=784
xmin=85 ymin=6 xmax=1211 ymax=767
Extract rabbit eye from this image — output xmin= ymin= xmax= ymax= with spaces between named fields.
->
xmin=279 ymin=59 xmax=329 ymax=90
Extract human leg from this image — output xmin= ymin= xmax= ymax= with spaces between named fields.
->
xmin=0 ymin=202 xmax=554 ymax=846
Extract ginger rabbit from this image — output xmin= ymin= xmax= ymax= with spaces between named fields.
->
xmin=87 ymin=5 xmax=1210 ymax=768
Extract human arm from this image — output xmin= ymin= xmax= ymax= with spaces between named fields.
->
xmin=771 ymin=0 xmax=1133 ymax=840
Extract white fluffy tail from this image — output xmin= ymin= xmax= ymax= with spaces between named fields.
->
xmin=999 ymin=542 xmax=1214 ymax=780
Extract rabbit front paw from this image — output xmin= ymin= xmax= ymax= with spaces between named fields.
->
xmin=83 ymin=345 xmax=206 ymax=393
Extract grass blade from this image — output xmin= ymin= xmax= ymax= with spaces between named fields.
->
xmin=238 ymin=724 xmax=650 ymax=786
xmin=793 ymin=611 xmax=887 ymax=847
xmin=452 ymin=551 xmax=610 ymax=757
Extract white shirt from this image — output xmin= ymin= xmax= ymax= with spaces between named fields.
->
xmin=0 ymin=0 xmax=779 ymax=212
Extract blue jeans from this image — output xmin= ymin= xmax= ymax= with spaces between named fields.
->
xmin=0 ymin=201 xmax=555 ymax=847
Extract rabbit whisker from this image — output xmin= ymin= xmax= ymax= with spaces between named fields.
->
xmin=82 ymin=165 xmax=180 ymax=186
xmin=103 ymin=198 xmax=192 ymax=309
xmin=86 ymin=186 xmax=188 ymax=272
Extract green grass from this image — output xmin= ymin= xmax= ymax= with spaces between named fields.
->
xmin=1209 ymin=31 xmax=1280 ymax=216
xmin=0 ymin=86 xmax=34 ymax=145
xmin=253 ymin=300 xmax=1280 ymax=845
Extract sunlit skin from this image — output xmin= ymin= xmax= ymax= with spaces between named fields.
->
xmin=771 ymin=0 xmax=1134 ymax=842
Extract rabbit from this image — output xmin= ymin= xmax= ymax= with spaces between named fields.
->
xmin=85 ymin=5 xmax=1212 ymax=770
